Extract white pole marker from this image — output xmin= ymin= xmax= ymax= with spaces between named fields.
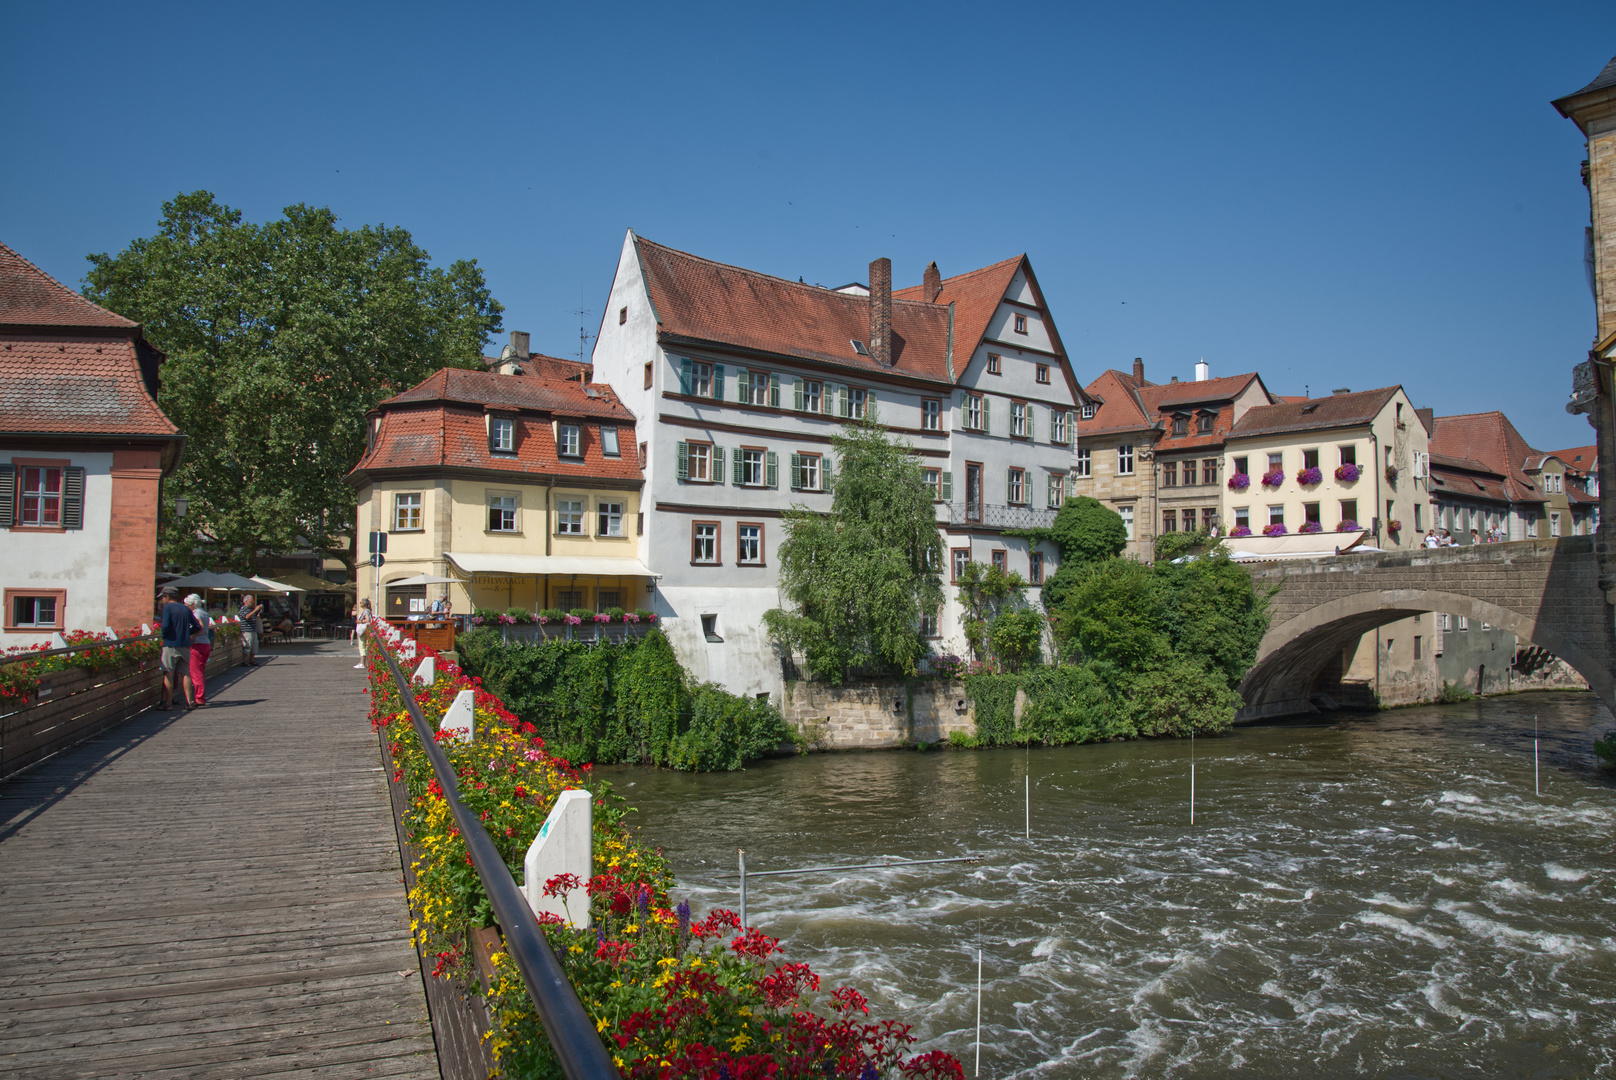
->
xmin=522 ymin=789 xmax=594 ymax=927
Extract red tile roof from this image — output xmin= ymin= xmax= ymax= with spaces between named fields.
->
xmin=1429 ymin=453 xmax=1513 ymax=505
xmin=893 ymin=255 xmax=1026 ymax=372
xmin=1229 ymin=386 xmax=1401 ymax=439
xmin=0 ymin=242 xmax=137 ymax=328
xmin=354 ymin=367 xmax=640 ymax=482
xmin=484 ymin=351 xmax=592 ymax=381
xmin=1430 ymin=411 xmax=1545 ymax=504
xmin=1546 ymin=444 xmax=1598 ymax=475
xmin=1075 ymin=369 xmax=1154 ymax=437
xmin=635 ymin=236 xmax=956 ymax=383
xmin=1143 ymin=372 xmax=1262 ymax=409
xmin=385 ymin=367 xmax=632 ymax=421
xmin=0 ymin=242 xmax=179 ymax=438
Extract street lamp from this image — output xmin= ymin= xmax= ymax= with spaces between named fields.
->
xmin=174 ymin=496 xmax=189 ymax=519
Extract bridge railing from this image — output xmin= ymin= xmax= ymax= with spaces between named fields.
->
xmin=369 ymin=626 xmax=616 ymax=1080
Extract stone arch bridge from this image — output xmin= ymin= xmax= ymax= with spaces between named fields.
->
xmin=1238 ymin=536 xmax=1615 ymax=720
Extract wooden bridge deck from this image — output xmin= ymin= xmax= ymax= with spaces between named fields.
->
xmin=0 ymin=642 xmax=437 ymax=1079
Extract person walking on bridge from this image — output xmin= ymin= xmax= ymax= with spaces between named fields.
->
xmin=354 ymin=598 xmax=373 ymax=669
xmin=157 ymin=586 xmax=200 ymax=710
xmin=185 ymin=594 xmax=213 ymax=706
xmin=238 ymin=594 xmax=263 ymax=667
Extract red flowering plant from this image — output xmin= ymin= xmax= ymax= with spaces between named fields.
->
xmin=1228 ymin=525 xmax=1253 ymax=537
xmin=1261 ymin=522 xmax=1288 ymax=536
xmin=0 ymin=628 xmax=165 ymax=705
xmin=364 ymin=632 xmax=961 ymax=1079
xmin=1226 ymin=473 xmax=1250 ymax=492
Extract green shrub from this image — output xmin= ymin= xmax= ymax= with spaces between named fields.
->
xmin=669 ymin=684 xmax=792 ymax=771
xmin=1595 ymin=731 xmax=1616 ymax=769
xmin=540 ymin=608 xmax=566 ymax=621
xmin=1438 ymin=680 xmax=1474 ymax=703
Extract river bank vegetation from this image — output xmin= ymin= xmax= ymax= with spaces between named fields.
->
xmin=369 ymin=637 xmax=962 ymax=1078
xmin=456 ymin=629 xmax=792 ymax=771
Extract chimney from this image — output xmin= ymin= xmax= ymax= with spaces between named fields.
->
xmin=1332 ymin=387 xmax=1352 ymax=396
xmin=1133 ymin=357 xmax=1144 ymax=383
xmin=1170 ymin=375 xmax=1179 ymax=383
xmin=869 ymin=258 xmax=892 ymax=366
xmin=510 ymin=331 xmax=530 ymax=359
xmin=1195 ymin=359 xmax=1210 ymax=382
xmin=923 ymin=261 xmax=942 ymax=303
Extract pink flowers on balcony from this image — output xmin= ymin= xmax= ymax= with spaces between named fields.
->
xmin=1335 ymin=462 xmax=1361 ymax=483
xmin=1296 ymin=466 xmax=1323 ymax=486
xmin=1227 ymin=472 xmax=1251 ymax=491
xmin=1336 ymin=519 xmax=1361 ymax=532
xmin=563 ymin=614 xmax=582 ymax=626
xmin=1262 ymin=522 xmax=1288 ymax=536
xmin=1260 ymin=469 xmax=1285 ymax=488
xmin=1229 ymin=525 xmax=1253 ymax=537
xmin=1300 ymin=521 xmax=1323 ymax=533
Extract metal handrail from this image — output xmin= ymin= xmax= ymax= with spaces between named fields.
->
xmin=0 ymin=633 xmax=159 ymax=668
xmin=369 ymin=626 xmax=617 ymax=1080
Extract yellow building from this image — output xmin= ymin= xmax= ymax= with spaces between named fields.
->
xmin=1222 ymin=386 xmax=1430 ymax=551
xmin=348 ymin=361 xmax=649 ymax=619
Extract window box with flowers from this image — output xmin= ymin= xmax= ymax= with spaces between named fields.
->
xmin=1260 ymin=469 xmax=1286 ymax=489
xmin=1387 ymin=519 xmax=1403 ymax=533
xmin=1262 ymin=522 xmax=1288 ymax=536
xmin=1299 ymin=521 xmax=1323 ymax=533
xmin=1296 ymin=466 xmax=1323 ymax=486
xmin=1229 ymin=525 xmax=1253 ymax=537
xmin=1336 ymin=519 xmax=1361 ymax=532
xmin=1335 ymin=463 xmax=1361 ymax=483
xmin=1227 ymin=473 xmax=1251 ymax=492
xmin=1385 ymin=465 xmax=1400 ymax=483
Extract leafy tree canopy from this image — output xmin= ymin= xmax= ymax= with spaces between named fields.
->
xmin=1042 ymin=496 xmax=1128 ymax=611
xmin=84 ymin=191 xmax=503 ymax=574
xmin=763 ymin=416 xmax=944 ymax=684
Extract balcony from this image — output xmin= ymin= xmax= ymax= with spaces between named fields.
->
xmin=945 ymin=502 xmax=1058 ymax=530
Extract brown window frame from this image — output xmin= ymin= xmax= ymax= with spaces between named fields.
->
xmin=691 ymin=520 xmax=721 ymax=565
xmin=986 ymin=353 xmax=1002 ymax=375
xmin=1010 ymin=399 xmax=1030 ymax=440
xmin=736 ymin=521 xmax=765 ymax=566
xmin=686 ymin=440 xmax=714 ymax=483
xmin=922 ymin=467 xmax=943 ymax=502
xmin=1007 ymin=466 xmax=1028 ymax=506
xmin=4 ymin=588 xmax=66 ymax=632
xmin=643 ymin=361 xmax=653 ymax=389
xmin=1028 ymin=551 xmax=1044 ymax=585
xmin=951 ymin=547 xmax=971 ymax=583
xmin=619 ymin=306 xmax=628 ymax=325
xmin=1013 ymin=314 xmax=1028 ymax=334
xmin=1035 ymin=363 xmax=1050 ymax=384
xmin=1162 ymin=461 xmax=1177 ymax=487
xmin=991 ymin=549 xmax=1007 ymax=572
xmin=737 ymin=445 xmax=768 ymax=487
xmin=11 ymin=457 xmax=71 ymax=531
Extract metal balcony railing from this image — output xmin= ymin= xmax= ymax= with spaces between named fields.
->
xmin=945 ymin=502 xmax=1058 ymax=530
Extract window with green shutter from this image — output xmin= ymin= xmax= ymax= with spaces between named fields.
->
xmin=679 ymin=359 xmax=692 ymax=396
xmin=769 ymin=373 xmax=780 ymax=408
xmin=789 ymin=452 xmax=802 ymax=490
xmin=62 ymin=467 xmax=85 ymax=530
xmin=712 ymin=446 xmax=725 ymax=484
xmin=940 ymin=471 xmax=953 ymax=501
xmin=981 ymin=398 xmax=991 ymax=434
xmin=676 ymin=441 xmax=689 ymax=481
xmin=0 ymin=465 xmax=14 ymax=528
xmin=766 ymin=451 xmax=779 ymax=488
xmin=732 ymin=446 xmax=743 ymax=482
xmin=735 ymin=367 xmax=748 ymax=402
xmin=713 ymin=365 xmax=725 ymax=400
xmin=866 ymin=388 xmax=877 ymax=420
xmin=793 ymin=379 xmax=805 ymax=411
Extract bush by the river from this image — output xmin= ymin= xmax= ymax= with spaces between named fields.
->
xmin=456 ymin=628 xmax=792 ymax=770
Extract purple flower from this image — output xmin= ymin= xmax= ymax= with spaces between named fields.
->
xmin=1262 ymin=522 xmax=1288 ymax=536
xmin=1336 ymin=519 xmax=1361 ymax=532
xmin=1226 ymin=472 xmax=1251 ymax=491
xmin=563 ymin=614 xmax=582 ymax=626
xmin=593 ymin=613 xmax=611 ymax=624
xmin=624 ymin=612 xmax=640 ymax=623
xmin=1334 ymin=463 xmax=1361 ymax=483
xmin=1229 ymin=525 xmax=1253 ymax=537
xmin=1296 ymin=466 xmax=1323 ymax=486
xmin=1299 ymin=521 xmax=1323 ymax=533
xmin=1260 ymin=468 xmax=1286 ymax=488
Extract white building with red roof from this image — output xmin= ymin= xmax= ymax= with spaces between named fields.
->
xmin=589 ymin=231 xmax=1089 ymax=695
xmin=0 ymin=241 xmax=184 ymax=644
xmin=347 ymin=346 xmax=646 ymax=619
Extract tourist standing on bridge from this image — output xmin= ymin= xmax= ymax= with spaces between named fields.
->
xmin=354 ymin=598 xmax=373 ymax=669
xmin=157 ymin=586 xmax=200 ymax=710
xmin=185 ymin=594 xmax=213 ymax=706
xmin=1424 ymin=529 xmax=1440 ymax=548
xmin=238 ymin=594 xmax=263 ymax=667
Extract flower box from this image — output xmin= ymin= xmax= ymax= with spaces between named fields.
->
xmin=1229 ymin=525 xmax=1253 ymax=537
xmin=1260 ymin=469 xmax=1285 ymax=488
xmin=1335 ymin=463 xmax=1361 ymax=483
xmin=1227 ymin=473 xmax=1251 ymax=492
xmin=1337 ymin=519 xmax=1361 ymax=532
xmin=1296 ymin=466 xmax=1323 ymax=486
xmin=1262 ymin=523 xmax=1288 ymax=536
xmin=1387 ymin=519 xmax=1403 ymax=533
xmin=1299 ymin=521 xmax=1323 ymax=533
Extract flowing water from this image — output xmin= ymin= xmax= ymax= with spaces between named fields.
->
xmin=607 ymin=691 xmax=1616 ymax=1079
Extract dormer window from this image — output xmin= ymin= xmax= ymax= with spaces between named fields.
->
xmin=851 ymin=340 xmax=869 ymax=356
xmin=600 ymin=426 xmax=620 ymax=457
xmin=1197 ymin=412 xmax=1214 ymax=434
xmin=490 ymin=417 xmax=515 ymax=454
xmin=1081 ymin=403 xmax=1096 ymax=420
xmin=558 ymin=424 xmax=581 ymax=457
xmin=1172 ymin=414 xmax=1188 ymax=437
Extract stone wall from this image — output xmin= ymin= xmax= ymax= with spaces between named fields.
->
xmin=783 ymin=679 xmax=975 ymax=750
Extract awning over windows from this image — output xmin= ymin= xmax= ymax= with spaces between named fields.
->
xmin=443 ymin=552 xmax=657 ymax=578
xmin=1222 ymin=530 xmax=1373 ymax=562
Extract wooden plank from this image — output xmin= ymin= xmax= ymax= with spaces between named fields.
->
xmin=0 ymin=642 xmax=437 ymax=1080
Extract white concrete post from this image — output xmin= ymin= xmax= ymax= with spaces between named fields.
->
xmin=439 ymin=688 xmax=474 ymax=743
xmin=50 ymin=632 xmax=69 ymax=649
xmin=403 ymin=640 xmax=417 ymax=660
xmin=523 ymin=789 xmax=594 ymax=927
xmin=140 ymin=623 xmax=152 ymax=636
xmin=411 ymin=656 xmax=435 ymax=686
xmin=104 ymin=626 xmax=119 ymax=639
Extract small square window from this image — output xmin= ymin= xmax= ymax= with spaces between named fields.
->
xmin=619 ymin=306 xmax=628 ymax=325
xmin=7 ymin=590 xmax=63 ymax=630
xmin=701 ymin=613 xmax=723 ymax=641
xmin=1172 ymin=414 xmax=1188 ymax=437
xmin=1035 ymin=364 xmax=1050 ymax=384
xmin=1013 ymin=314 xmax=1027 ymax=334
xmin=558 ymin=424 xmax=581 ymax=457
xmin=851 ymin=340 xmax=869 ymax=356
xmin=600 ymin=426 xmax=620 ymax=456
xmin=1081 ymin=403 xmax=1096 ymax=420
xmin=987 ymin=354 xmax=1001 ymax=375
xmin=394 ymin=492 xmax=422 ymax=531
xmin=1197 ymin=412 xmax=1214 ymax=434
xmin=597 ymin=502 xmax=623 ymax=536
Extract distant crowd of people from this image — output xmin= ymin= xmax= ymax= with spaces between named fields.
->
xmin=1423 ymin=525 xmax=1507 ymax=548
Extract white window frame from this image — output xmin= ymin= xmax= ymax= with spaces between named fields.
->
xmin=597 ymin=502 xmax=624 ymax=537
xmin=737 ymin=523 xmax=762 ymax=565
xmin=1117 ymin=444 xmax=1135 ymax=476
xmin=740 ymin=448 xmax=765 ymax=487
xmin=490 ymin=417 xmax=515 ymax=453
xmin=488 ymin=493 xmax=519 ymax=533
xmin=394 ymin=492 xmax=423 ymax=531
xmin=687 ymin=442 xmax=712 ymax=482
xmin=555 ymin=498 xmax=584 ymax=535
xmin=558 ymin=424 xmax=581 ymax=458
xmin=692 ymin=521 xmax=719 ymax=564
xmin=1074 ymin=447 xmax=1092 ymax=478
xmin=922 ymin=399 xmax=940 ymax=431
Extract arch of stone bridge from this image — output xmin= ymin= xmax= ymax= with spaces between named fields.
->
xmin=1237 ymin=588 xmax=1614 ymax=722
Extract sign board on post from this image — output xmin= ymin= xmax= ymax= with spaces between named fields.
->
xmin=369 ymin=531 xmax=388 ymax=554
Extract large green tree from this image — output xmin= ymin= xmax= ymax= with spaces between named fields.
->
xmin=763 ymin=416 xmax=944 ymax=683
xmin=84 ymin=191 xmax=503 ymax=575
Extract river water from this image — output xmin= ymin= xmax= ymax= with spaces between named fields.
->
xmin=608 ymin=691 xmax=1616 ymax=1079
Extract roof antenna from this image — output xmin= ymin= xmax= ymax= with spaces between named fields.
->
xmin=568 ymin=308 xmax=595 ymax=378
xmin=1305 ymin=384 xmax=1309 ymax=398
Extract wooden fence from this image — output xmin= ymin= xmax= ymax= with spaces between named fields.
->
xmin=1 ymin=636 xmax=242 ymax=779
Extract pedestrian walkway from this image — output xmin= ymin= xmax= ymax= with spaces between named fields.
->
xmin=0 ymin=641 xmax=436 ymax=1079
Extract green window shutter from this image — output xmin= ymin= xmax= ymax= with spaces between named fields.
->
xmin=62 ymin=466 xmax=86 ymax=529
xmin=790 ymin=453 xmax=802 ymax=490
xmin=766 ymin=451 xmax=779 ymax=489
xmin=838 ymin=385 xmax=850 ymax=418
xmin=1047 ymin=474 xmax=1057 ymax=506
xmin=679 ymin=358 xmax=692 ymax=395
xmin=823 ymin=456 xmax=834 ymax=487
xmin=1049 ymin=408 xmax=1057 ymax=441
xmin=676 ymin=441 xmax=689 ymax=481
xmin=1026 ymin=404 xmax=1035 ymax=437
xmin=732 ymin=446 xmax=743 ymax=483
xmin=941 ymin=471 xmax=952 ymax=501
xmin=866 ymin=388 xmax=877 ymax=419
xmin=982 ymin=398 xmax=990 ymax=434
xmin=0 ymin=464 xmax=14 ymax=528
xmin=714 ymin=365 xmax=725 ymax=400
xmin=712 ymin=445 xmax=725 ymax=484
xmin=769 ymin=373 xmax=780 ymax=408
xmin=793 ymin=378 xmax=804 ymax=412
xmin=735 ymin=366 xmax=748 ymax=402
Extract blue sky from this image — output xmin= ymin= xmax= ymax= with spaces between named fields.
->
xmin=3 ymin=2 xmax=1613 ymax=450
